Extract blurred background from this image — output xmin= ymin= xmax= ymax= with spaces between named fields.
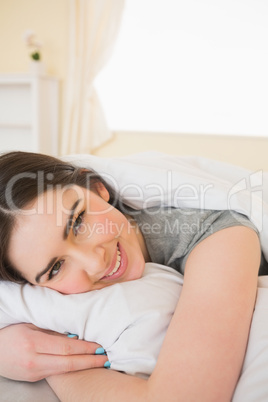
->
xmin=0 ymin=0 xmax=267 ymax=170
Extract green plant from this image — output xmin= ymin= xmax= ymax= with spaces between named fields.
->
xmin=23 ymin=30 xmax=42 ymax=61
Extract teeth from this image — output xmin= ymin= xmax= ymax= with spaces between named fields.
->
xmin=107 ymin=246 xmax=121 ymax=276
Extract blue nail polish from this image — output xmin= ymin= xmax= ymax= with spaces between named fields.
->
xmin=67 ymin=333 xmax=78 ymax=338
xmin=95 ymin=347 xmax=105 ymax=355
xmin=104 ymin=361 xmax=111 ymax=369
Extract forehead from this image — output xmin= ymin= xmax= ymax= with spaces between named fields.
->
xmin=33 ymin=185 xmax=86 ymax=214
xmin=15 ymin=186 xmax=85 ymax=226
xmin=18 ymin=183 xmax=89 ymax=225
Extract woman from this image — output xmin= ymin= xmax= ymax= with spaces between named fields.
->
xmin=0 ymin=151 xmax=261 ymax=401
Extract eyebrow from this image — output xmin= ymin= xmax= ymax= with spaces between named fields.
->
xmin=35 ymin=198 xmax=82 ymax=283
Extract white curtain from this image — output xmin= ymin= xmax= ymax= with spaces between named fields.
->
xmin=61 ymin=0 xmax=125 ymax=155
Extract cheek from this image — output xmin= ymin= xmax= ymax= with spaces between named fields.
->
xmin=129 ymin=257 xmax=146 ymax=281
xmin=87 ymin=210 xmax=126 ymax=240
xmin=48 ymin=274 xmax=90 ymax=295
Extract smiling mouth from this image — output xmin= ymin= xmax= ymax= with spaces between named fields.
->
xmin=102 ymin=244 xmax=122 ymax=279
xmin=107 ymin=245 xmax=121 ymax=277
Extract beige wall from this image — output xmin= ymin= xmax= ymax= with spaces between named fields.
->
xmin=0 ymin=0 xmax=68 ymax=76
xmin=1 ymin=1 xmax=267 ymax=170
xmin=0 ymin=0 xmax=69 ymax=145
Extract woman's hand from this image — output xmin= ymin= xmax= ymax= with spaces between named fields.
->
xmin=0 ymin=323 xmax=108 ymax=382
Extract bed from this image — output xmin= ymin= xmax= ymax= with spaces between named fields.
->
xmin=1 ymin=152 xmax=268 ymax=401
xmin=0 ymin=377 xmax=59 ymax=402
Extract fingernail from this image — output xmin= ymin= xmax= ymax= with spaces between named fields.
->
xmin=104 ymin=361 xmax=111 ymax=369
xmin=67 ymin=333 xmax=78 ymax=338
xmin=95 ymin=347 xmax=106 ymax=355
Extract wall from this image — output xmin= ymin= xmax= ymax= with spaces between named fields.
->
xmin=94 ymin=131 xmax=268 ymax=171
xmin=0 ymin=0 xmax=68 ymax=76
xmin=0 ymin=0 xmax=267 ymax=171
xmin=0 ymin=0 xmax=69 ymax=149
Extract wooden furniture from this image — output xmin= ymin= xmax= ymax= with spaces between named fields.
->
xmin=0 ymin=74 xmax=59 ymax=155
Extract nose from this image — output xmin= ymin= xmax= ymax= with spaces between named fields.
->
xmin=67 ymin=242 xmax=106 ymax=277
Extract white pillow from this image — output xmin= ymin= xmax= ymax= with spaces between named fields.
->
xmin=2 ymin=265 xmax=268 ymax=400
xmin=0 ymin=263 xmax=183 ymax=377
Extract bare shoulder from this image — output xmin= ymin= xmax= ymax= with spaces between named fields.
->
xmin=180 ymin=226 xmax=261 ymax=321
xmin=148 ymin=226 xmax=260 ymax=401
xmin=185 ymin=225 xmax=261 ymax=285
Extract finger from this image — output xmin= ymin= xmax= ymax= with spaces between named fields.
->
xmin=35 ymin=353 xmax=109 ymax=379
xmin=29 ymin=326 xmax=76 ymax=338
xmin=34 ymin=332 xmax=104 ymax=356
xmin=26 ymin=324 xmax=78 ymax=339
xmin=65 ymin=334 xmax=106 ymax=355
xmin=66 ymin=333 xmax=78 ymax=339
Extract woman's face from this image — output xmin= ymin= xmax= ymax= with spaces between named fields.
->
xmin=8 ymin=184 xmax=146 ymax=294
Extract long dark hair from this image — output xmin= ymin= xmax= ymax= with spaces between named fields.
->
xmin=0 ymin=151 xmax=117 ymax=283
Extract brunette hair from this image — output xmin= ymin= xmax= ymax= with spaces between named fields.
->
xmin=0 ymin=151 xmax=117 ymax=284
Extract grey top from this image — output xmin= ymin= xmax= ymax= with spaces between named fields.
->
xmin=132 ymin=207 xmax=266 ymax=275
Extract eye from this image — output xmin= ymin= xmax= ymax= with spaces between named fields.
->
xmin=73 ymin=210 xmax=85 ymax=236
xmin=48 ymin=260 xmax=63 ymax=280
